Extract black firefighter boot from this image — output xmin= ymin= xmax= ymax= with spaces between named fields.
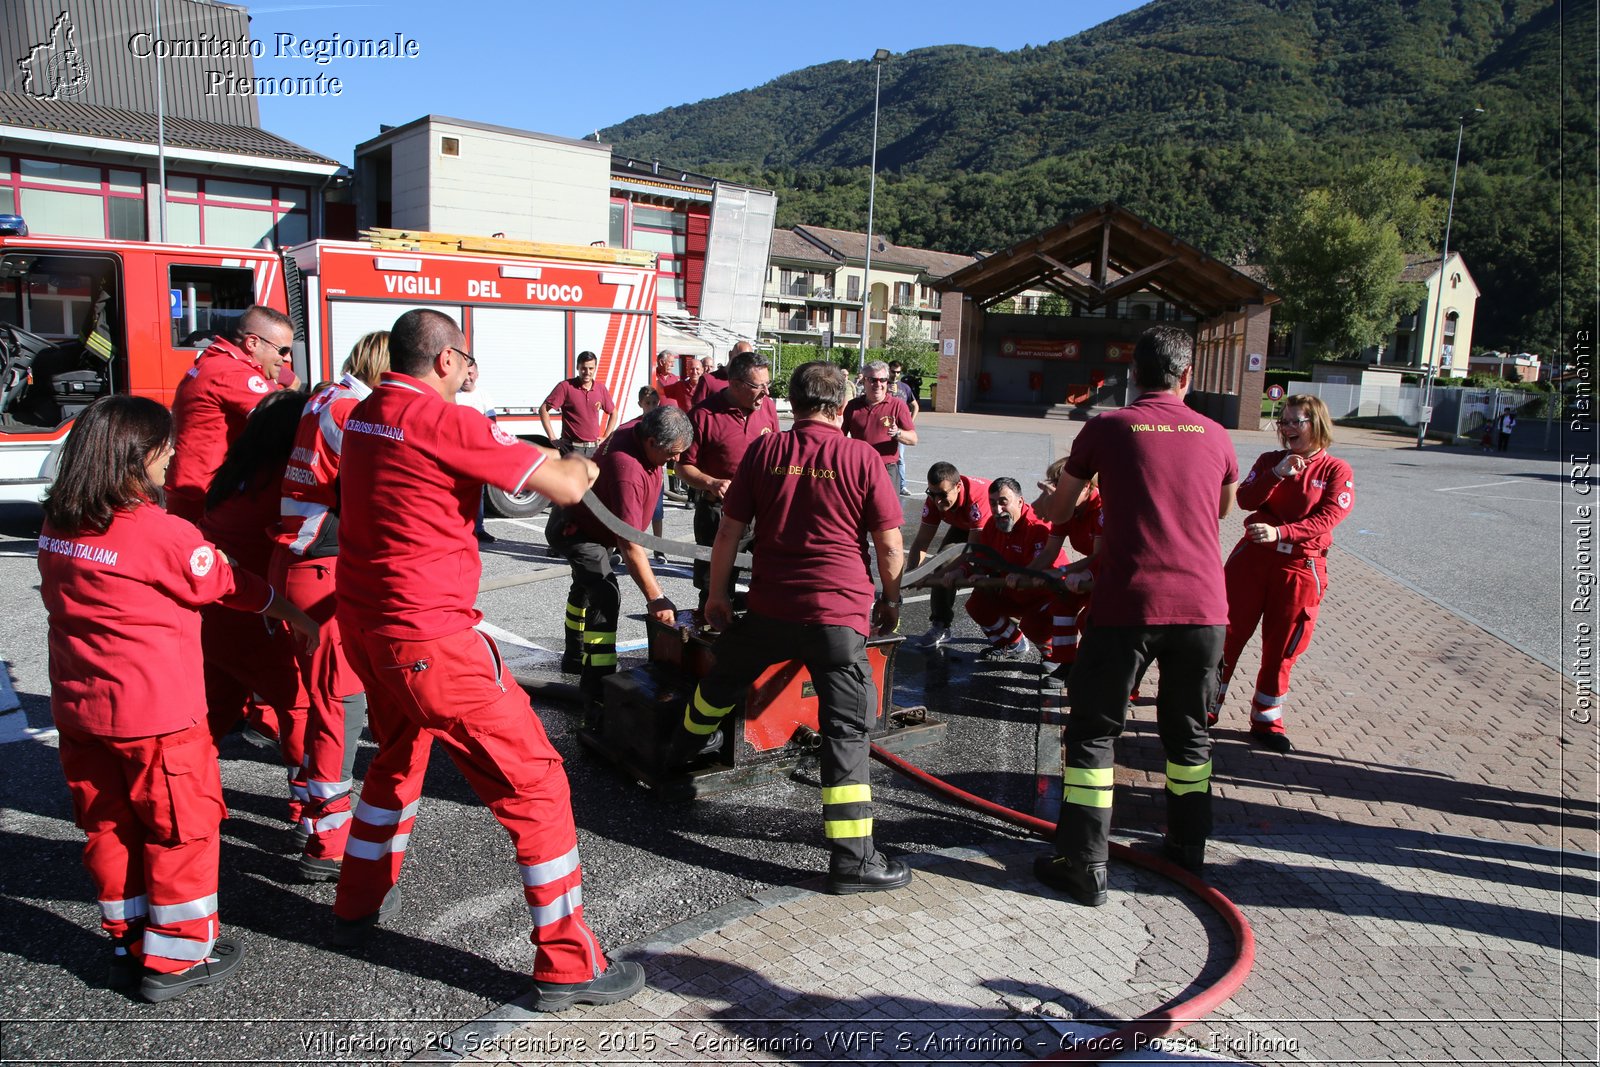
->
xmin=1033 ymin=855 xmax=1108 ymax=907
xmin=827 ymin=848 xmax=913 ymax=895
xmin=1163 ymin=786 xmax=1212 ymax=876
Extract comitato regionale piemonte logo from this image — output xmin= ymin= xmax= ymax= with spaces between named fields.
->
xmin=18 ymin=11 xmax=90 ymax=102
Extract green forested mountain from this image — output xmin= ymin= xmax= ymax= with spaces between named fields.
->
xmin=601 ymin=0 xmax=1593 ymax=356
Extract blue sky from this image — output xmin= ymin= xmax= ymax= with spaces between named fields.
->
xmin=248 ymin=0 xmax=1147 ymax=165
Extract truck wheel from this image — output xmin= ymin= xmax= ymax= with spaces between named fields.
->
xmin=485 ymin=484 xmax=551 ymax=519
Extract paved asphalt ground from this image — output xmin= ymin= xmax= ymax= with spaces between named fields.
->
xmin=0 ymin=411 xmax=1590 ymax=1065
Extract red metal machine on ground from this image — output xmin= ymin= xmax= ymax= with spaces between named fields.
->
xmin=588 ymin=618 xmax=944 ymax=798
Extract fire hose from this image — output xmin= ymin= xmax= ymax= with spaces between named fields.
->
xmin=479 ymin=490 xmax=1256 ymax=1058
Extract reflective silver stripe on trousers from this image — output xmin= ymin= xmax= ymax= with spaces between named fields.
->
xmin=529 ymin=886 xmax=583 ymax=928
xmin=149 ymin=893 xmax=218 ymax=924
xmin=308 ymin=777 xmax=354 ymax=799
xmin=521 ymin=846 xmax=580 ymax=888
xmin=301 ymin=810 xmax=353 ymax=834
xmin=345 ymin=833 xmax=410 ymax=860
xmin=353 ymin=799 xmax=420 ymax=826
xmin=289 ymin=782 xmax=310 ymax=800
xmin=143 ymin=929 xmax=217 ymax=962
xmin=100 ymin=894 xmax=149 ymax=921
xmin=1254 ymin=690 xmax=1285 ymax=707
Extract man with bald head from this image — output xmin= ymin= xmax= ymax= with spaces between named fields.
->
xmin=691 ymin=340 xmax=754 ymax=408
xmin=332 ymin=309 xmax=644 ymax=1010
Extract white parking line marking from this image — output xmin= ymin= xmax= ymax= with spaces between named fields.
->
xmin=1435 ymin=480 xmax=1518 ymax=492
xmin=485 ymin=517 xmax=547 ymax=532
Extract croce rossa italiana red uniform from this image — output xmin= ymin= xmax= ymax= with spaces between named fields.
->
xmin=267 ymin=374 xmax=372 ymax=863
xmin=164 ymin=337 xmax=283 ymax=521
xmin=334 ymin=371 xmax=611 ymax=984
xmin=964 ymin=502 xmax=1073 ymax=663
xmin=39 ymin=502 xmax=273 ymax=973
xmin=1218 ymin=449 xmax=1355 ymax=734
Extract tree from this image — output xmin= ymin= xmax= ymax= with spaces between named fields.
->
xmin=1264 ymin=181 xmax=1424 ymax=361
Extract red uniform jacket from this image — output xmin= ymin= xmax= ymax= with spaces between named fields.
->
xmin=165 ymin=337 xmax=282 ymax=511
xmin=274 ymin=375 xmax=371 ymax=558
xmin=39 ymin=503 xmax=273 ymax=737
xmin=1052 ymin=487 xmax=1104 ymax=560
xmin=336 ymin=373 xmax=547 ymax=640
xmin=1234 ymin=450 xmax=1355 ymax=554
xmin=970 ymin=503 xmax=1067 ymax=574
xmin=921 ymin=475 xmax=991 ymax=532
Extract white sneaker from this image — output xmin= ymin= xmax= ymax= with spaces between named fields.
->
xmin=915 ymin=625 xmax=951 ymax=649
xmin=980 ymin=635 xmax=1033 ymax=662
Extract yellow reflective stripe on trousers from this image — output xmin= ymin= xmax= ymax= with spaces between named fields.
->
xmin=683 ymin=687 xmax=734 ymax=734
xmin=1165 ymin=760 xmax=1212 ymax=783
xmin=1063 ymin=766 xmax=1113 ymax=788
xmin=1064 ymin=786 xmax=1113 ymax=809
xmin=565 ymin=603 xmax=585 ymax=631
xmin=821 ymin=783 xmax=871 ymax=806
xmin=1166 ymin=760 xmax=1212 ymax=795
xmin=824 ymin=818 xmax=873 ymax=839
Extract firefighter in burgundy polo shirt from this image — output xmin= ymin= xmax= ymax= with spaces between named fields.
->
xmin=688 ymin=339 xmax=753 ymax=407
xmin=844 ymin=359 xmax=918 ymax=482
xmin=539 ymin=350 xmax=616 ymax=458
xmin=546 ymin=404 xmax=694 ymax=710
xmin=677 ymin=350 xmax=779 ymax=615
xmin=904 ymin=461 xmax=991 ymax=649
xmin=164 ymin=305 xmax=300 ymax=522
xmin=332 ymin=309 xmax=644 ymax=1011
xmin=1035 ymin=327 xmax=1238 ymax=907
xmin=669 ymin=361 xmax=912 ymax=895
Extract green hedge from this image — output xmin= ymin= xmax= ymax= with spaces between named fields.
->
xmin=766 ymin=344 xmax=937 ymax=399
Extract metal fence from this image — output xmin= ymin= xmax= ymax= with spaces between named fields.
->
xmin=1295 ymin=382 xmax=1562 ymax=445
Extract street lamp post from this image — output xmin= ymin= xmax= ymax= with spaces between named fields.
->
xmin=858 ymin=48 xmax=890 ymax=373
xmin=1416 ymin=107 xmax=1483 ymax=448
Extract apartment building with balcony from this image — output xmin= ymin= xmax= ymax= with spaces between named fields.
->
xmin=760 ymin=225 xmax=975 ymax=349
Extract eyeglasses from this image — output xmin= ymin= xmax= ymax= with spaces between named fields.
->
xmin=1277 ymin=417 xmax=1311 ymax=427
xmin=448 ymin=346 xmax=476 ymax=368
xmin=246 ymin=333 xmax=293 ymax=358
xmin=734 ymin=378 xmax=770 ymax=394
xmin=866 ymin=377 xmax=889 ymax=385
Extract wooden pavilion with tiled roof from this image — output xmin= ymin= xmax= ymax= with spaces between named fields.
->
xmin=930 ymin=202 xmax=1277 ymax=428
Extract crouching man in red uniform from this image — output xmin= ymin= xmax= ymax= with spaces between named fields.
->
xmin=38 ymin=396 xmax=317 ymax=1003
xmin=925 ymin=479 xmax=1072 ymax=685
xmin=668 ymin=361 xmax=913 ymax=895
xmin=332 ymin=309 xmax=644 ymax=1010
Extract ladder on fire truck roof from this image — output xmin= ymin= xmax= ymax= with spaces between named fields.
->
xmin=360 ymin=228 xmax=655 ymax=268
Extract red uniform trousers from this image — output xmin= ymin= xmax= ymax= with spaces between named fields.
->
xmin=965 ymin=587 xmax=1075 ymax=663
xmin=334 ymin=621 xmax=605 ymax=984
xmin=1218 ymin=544 xmax=1328 ymax=734
xmin=56 ymin=721 xmax=226 ymax=974
xmin=268 ymin=550 xmax=365 ymax=861
xmin=200 ymin=604 xmax=309 ymax=824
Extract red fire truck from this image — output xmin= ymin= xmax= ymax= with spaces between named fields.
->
xmin=0 ymin=231 xmax=657 ymax=515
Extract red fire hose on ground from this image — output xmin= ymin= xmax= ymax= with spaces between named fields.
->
xmin=870 ymin=743 xmax=1257 ymax=1064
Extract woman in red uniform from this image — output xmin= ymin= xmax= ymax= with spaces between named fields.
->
xmin=269 ymin=332 xmax=388 ymax=880
xmin=39 ymin=395 xmax=316 ymax=1002
xmin=1215 ymin=395 xmax=1355 ymax=753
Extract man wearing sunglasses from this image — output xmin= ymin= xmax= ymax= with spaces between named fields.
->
xmin=677 ymin=350 xmax=778 ymax=616
xmin=843 ymin=360 xmax=918 ymax=480
xmin=164 ymin=305 xmax=299 ymax=522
